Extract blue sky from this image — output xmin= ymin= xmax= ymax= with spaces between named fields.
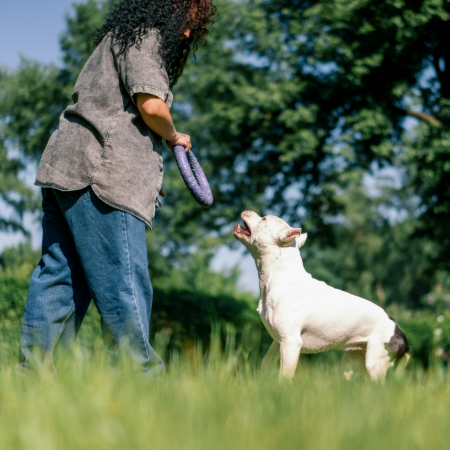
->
xmin=0 ymin=0 xmax=74 ymax=68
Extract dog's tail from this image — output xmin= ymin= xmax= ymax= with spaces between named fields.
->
xmin=387 ymin=314 xmax=410 ymax=370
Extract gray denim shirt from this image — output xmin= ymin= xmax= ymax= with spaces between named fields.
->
xmin=36 ymin=31 xmax=173 ymax=227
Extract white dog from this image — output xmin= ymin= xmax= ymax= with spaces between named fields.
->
xmin=233 ymin=209 xmax=410 ymax=381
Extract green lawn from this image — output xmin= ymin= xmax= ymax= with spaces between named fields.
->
xmin=1 ymin=272 xmax=449 ymax=449
xmin=1 ymin=337 xmax=449 ymax=450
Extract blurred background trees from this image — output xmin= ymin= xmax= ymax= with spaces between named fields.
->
xmin=1 ymin=0 xmax=450 ymax=366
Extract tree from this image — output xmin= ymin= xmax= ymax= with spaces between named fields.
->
xmin=2 ymin=0 xmax=450 ymax=295
xmin=173 ymin=0 xmax=450 ymax=239
xmin=303 ymin=181 xmax=438 ymax=309
xmin=4 ymin=0 xmax=449 ymax=237
xmin=0 ymin=137 xmax=37 ymax=234
xmin=406 ymin=112 xmax=450 ymax=270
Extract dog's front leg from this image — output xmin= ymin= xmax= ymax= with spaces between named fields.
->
xmin=279 ymin=338 xmax=302 ymax=379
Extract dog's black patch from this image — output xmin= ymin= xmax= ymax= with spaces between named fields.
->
xmin=386 ymin=314 xmax=409 ymax=362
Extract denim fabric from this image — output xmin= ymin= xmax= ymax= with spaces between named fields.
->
xmin=35 ymin=31 xmax=172 ymax=228
xmin=16 ymin=187 xmax=164 ymax=377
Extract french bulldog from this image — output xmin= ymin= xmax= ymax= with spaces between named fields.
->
xmin=233 ymin=209 xmax=409 ymax=381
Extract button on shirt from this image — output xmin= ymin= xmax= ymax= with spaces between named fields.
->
xmin=36 ymin=31 xmax=172 ymax=228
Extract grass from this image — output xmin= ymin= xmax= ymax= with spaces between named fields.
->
xmin=1 ymin=331 xmax=450 ymax=450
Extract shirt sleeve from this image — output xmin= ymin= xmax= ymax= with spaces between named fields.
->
xmin=114 ymin=31 xmax=172 ymax=107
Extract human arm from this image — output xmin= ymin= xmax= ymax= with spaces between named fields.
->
xmin=136 ymin=93 xmax=191 ymax=151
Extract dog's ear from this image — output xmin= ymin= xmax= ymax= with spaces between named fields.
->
xmin=296 ymin=232 xmax=307 ymax=249
xmin=279 ymin=228 xmax=302 ymax=243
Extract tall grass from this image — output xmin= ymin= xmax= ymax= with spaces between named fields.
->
xmin=1 ymin=328 xmax=450 ymax=450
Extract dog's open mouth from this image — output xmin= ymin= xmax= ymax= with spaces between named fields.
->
xmin=234 ymin=223 xmax=251 ymax=236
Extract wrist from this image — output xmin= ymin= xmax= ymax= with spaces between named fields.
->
xmin=166 ymin=131 xmax=178 ymax=142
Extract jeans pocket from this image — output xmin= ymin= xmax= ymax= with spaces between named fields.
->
xmin=78 ymin=188 xmax=91 ymax=202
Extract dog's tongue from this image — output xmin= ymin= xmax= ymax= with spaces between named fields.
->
xmin=234 ymin=224 xmax=250 ymax=235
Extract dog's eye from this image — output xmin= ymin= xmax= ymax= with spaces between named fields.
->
xmin=262 ymin=217 xmax=266 ymax=221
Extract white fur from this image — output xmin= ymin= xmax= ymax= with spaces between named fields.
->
xmin=233 ymin=210 xmax=408 ymax=381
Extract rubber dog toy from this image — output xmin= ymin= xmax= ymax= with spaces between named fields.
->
xmin=174 ymin=145 xmax=213 ymax=208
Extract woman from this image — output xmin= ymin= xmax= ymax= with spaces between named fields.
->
xmin=16 ymin=0 xmax=216 ymax=376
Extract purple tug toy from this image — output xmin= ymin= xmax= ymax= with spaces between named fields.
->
xmin=173 ymin=145 xmax=213 ymax=208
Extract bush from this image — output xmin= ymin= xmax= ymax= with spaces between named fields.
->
xmin=0 ymin=265 xmax=266 ymax=366
xmin=0 ymin=269 xmax=30 ymax=365
xmin=391 ymin=309 xmax=450 ymax=370
xmin=2 ymin=262 xmax=450 ymax=371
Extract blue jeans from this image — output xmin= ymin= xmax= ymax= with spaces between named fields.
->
xmin=16 ymin=187 xmax=163 ymax=376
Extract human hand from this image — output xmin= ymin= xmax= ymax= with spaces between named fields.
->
xmin=166 ymin=132 xmax=191 ymax=153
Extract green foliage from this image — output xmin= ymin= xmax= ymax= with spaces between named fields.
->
xmin=0 ymin=140 xmax=38 ymax=234
xmin=0 ymin=270 xmax=29 ymax=365
xmin=0 ymin=61 xmax=68 ymax=161
xmin=303 ymin=182 xmax=440 ymax=309
xmin=0 ymin=243 xmax=262 ymax=366
xmin=421 ymin=271 xmax=450 ymax=313
xmin=5 ymin=0 xmax=448 ymax=244
xmin=405 ymin=122 xmax=450 ymax=270
xmin=2 ymin=0 xmax=450 ymax=267
xmin=397 ymin=314 xmax=436 ymax=370
xmin=2 ymin=247 xmax=450 ymax=371
xmin=0 ymin=241 xmax=41 ymax=273
xmin=151 ymin=287 xmax=262 ymax=354
xmin=172 ymin=0 xmax=450 ymax=236
xmin=60 ymin=0 xmax=118 ymax=81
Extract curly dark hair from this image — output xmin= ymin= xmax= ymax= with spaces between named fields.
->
xmin=94 ymin=0 xmax=216 ymax=87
